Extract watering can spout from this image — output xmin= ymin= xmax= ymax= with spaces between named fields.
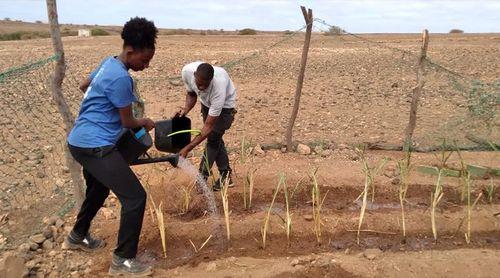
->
xmin=130 ymin=153 xmax=179 ymax=167
xmin=168 ymin=153 xmax=180 ymax=168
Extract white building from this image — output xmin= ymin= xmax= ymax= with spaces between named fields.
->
xmin=78 ymin=29 xmax=90 ymax=37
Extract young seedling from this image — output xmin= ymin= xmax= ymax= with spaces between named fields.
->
xmin=355 ymin=148 xmax=387 ymax=244
xmin=154 ymin=202 xmax=167 ymax=258
xmin=144 ymin=178 xmax=168 ymax=258
xmin=240 ymin=135 xmax=246 ymax=164
xmin=290 ymin=176 xmax=306 ymax=200
xmin=433 ymin=138 xmax=454 ymax=169
xmin=371 ymin=158 xmax=388 ymax=203
xmin=179 ymin=180 xmax=195 ymax=214
xmin=281 ymin=175 xmax=292 ymax=246
xmin=148 ymin=203 xmax=156 ymax=224
xmin=311 ymin=168 xmax=328 ymax=245
xmin=143 ymin=182 xmax=156 ymax=224
xmin=396 ymin=150 xmax=412 ymax=239
xmin=455 ymin=143 xmax=483 ymax=243
xmin=202 ymin=148 xmax=216 ymax=187
xmin=461 ymin=165 xmax=484 ymax=244
xmin=220 ymin=177 xmax=231 ymax=241
xmin=243 ymin=172 xmax=247 ymax=209
xmin=465 ymin=189 xmax=483 ymax=244
xmin=261 ymin=174 xmax=284 ymax=249
xmin=243 ymin=168 xmax=258 ymax=209
xmin=455 ymin=142 xmax=468 ymax=202
xmin=430 ymin=169 xmax=444 ymax=241
xmin=239 ymin=133 xmax=252 ymax=164
xmin=486 ymin=178 xmax=495 ymax=204
xmin=464 ymin=171 xmax=472 ymax=243
xmin=276 ymin=175 xmax=305 ymax=245
xmin=189 ymin=234 xmax=213 ymax=253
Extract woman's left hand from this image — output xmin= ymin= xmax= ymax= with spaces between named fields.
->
xmin=142 ymin=118 xmax=155 ymax=131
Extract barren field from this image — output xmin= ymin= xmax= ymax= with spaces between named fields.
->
xmin=0 ymin=33 xmax=499 ymax=277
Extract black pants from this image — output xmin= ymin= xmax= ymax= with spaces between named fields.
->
xmin=199 ymin=104 xmax=235 ymax=179
xmin=68 ymin=144 xmax=146 ymax=259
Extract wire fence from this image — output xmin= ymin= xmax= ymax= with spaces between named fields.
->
xmin=0 ymin=57 xmax=76 ymax=249
xmin=0 ymin=19 xmax=498 ymax=250
xmin=311 ymin=17 xmax=499 ymax=150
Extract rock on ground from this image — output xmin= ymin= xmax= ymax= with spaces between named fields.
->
xmin=363 ymin=248 xmax=383 ymax=260
xmin=29 ymin=234 xmax=46 ymax=245
xmin=253 ymin=144 xmax=265 ymax=157
xmin=297 ymin=144 xmax=311 ymax=155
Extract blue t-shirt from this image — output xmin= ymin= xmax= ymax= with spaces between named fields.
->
xmin=68 ymin=57 xmax=136 ymax=148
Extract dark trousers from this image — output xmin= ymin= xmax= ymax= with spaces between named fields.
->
xmin=68 ymin=144 xmax=146 ymax=259
xmin=199 ymin=104 xmax=235 ymax=179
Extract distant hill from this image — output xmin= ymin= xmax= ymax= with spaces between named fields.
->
xmin=0 ymin=19 xmax=293 ymax=41
xmin=0 ymin=19 xmax=276 ymax=41
xmin=0 ymin=19 xmax=123 ymax=39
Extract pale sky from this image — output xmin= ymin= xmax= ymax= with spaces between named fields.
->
xmin=1 ymin=0 xmax=499 ymax=33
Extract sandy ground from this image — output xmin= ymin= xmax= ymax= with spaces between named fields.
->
xmin=0 ymin=33 xmax=499 ymax=277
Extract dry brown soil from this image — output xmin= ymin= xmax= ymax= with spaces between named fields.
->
xmin=0 ymin=33 xmax=499 ymax=277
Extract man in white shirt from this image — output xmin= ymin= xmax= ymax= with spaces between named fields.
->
xmin=175 ymin=62 xmax=237 ymax=190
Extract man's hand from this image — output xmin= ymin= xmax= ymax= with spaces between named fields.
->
xmin=173 ymin=107 xmax=188 ymax=118
xmin=142 ymin=118 xmax=155 ymax=131
xmin=179 ymin=147 xmax=189 ymax=158
xmin=174 ymin=91 xmax=197 ymax=118
xmin=177 ymin=115 xmax=217 ymax=158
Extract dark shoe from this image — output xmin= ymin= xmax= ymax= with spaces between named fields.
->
xmin=62 ymin=231 xmax=106 ymax=252
xmin=109 ymin=254 xmax=153 ymax=277
xmin=213 ymin=175 xmax=234 ymax=191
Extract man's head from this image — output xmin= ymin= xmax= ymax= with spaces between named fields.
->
xmin=194 ymin=63 xmax=214 ymax=91
xmin=121 ymin=17 xmax=158 ymax=71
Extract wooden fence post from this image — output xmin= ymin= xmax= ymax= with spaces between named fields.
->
xmin=46 ymin=0 xmax=84 ymax=207
xmin=285 ymin=6 xmax=313 ymax=151
xmin=403 ymin=29 xmax=429 ymax=151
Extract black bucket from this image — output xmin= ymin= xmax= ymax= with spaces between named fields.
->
xmin=155 ymin=117 xmax=191 ymax=153
xmin=116 ymin=127 xmax=153 ymax=164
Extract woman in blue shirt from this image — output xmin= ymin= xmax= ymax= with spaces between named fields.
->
xmin=64 ymin=17 xmax=157 ymax=276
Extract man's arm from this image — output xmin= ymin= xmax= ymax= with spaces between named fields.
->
xmin=119 ymin=105 xmax=155 ymax=131
xmin=178 ymin=115 xmax=217 ymax=157
xmin=79 ymin=78 xmax=92 ymax=93
xmin=174 ymin=91 xmax=197 ymax=117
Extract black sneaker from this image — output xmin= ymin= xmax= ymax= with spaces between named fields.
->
xmin=62 ymin=231 xmax=106 ymax=252
xmin=109 ymin=254 xmax=153 ymax=277
xmin=212 ymin=175 xmax=234 ymax=191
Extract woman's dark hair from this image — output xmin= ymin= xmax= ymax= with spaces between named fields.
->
xmin=121 ymin=17 xmax=158 ymax=50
